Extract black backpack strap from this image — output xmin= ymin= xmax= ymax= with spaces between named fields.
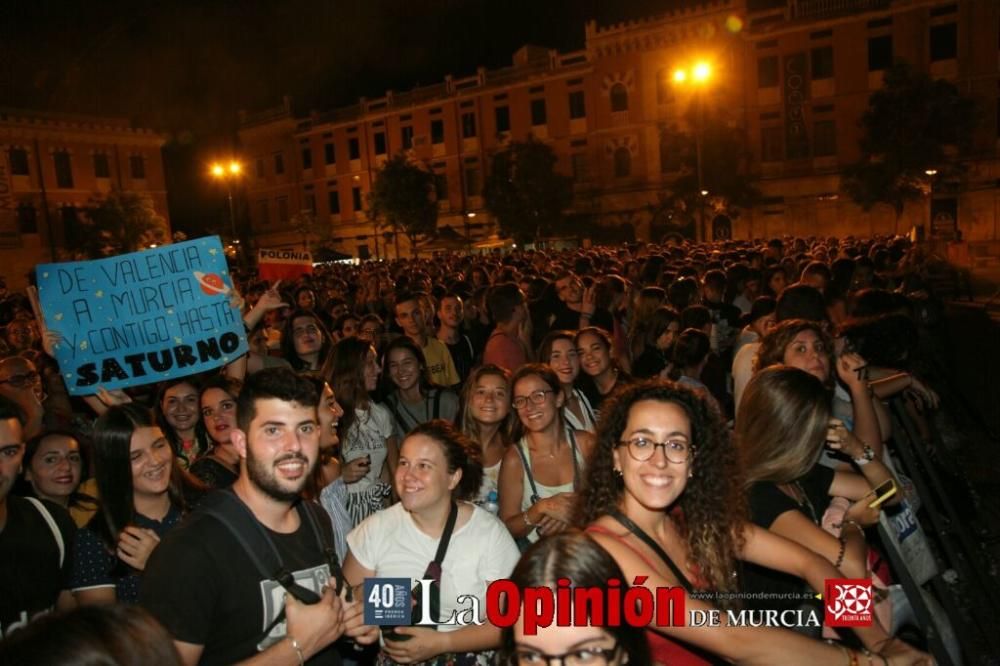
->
xmin=199 ymin=491 xmax=322 ymax=604
xmin=513 ymin=439 xmax=541 ymax=504
xmin=298 ymin=500 xmax=345 ymax=595
xmin=431 ymin=388 xmax=443 ymax=420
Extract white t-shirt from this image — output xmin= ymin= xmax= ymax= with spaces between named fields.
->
xmin=341 ymin=403 xmax=394 ymax=494
xmin=347 ymin=502 xmax=520 ymax=630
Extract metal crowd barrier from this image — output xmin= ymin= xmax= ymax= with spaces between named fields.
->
xmin=874 ymin=396 xmax=1000 ymax=665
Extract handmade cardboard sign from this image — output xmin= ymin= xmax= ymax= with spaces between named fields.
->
xmin=35 ymin=236 xmax=247 ymax=395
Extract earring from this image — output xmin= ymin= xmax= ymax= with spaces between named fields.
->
xmin=614 ymin=468 xmax=623 ymax=478
xmin=688 ymin=470 xmax=693 ymax=479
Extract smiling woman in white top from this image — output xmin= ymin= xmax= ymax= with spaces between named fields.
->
xmin=459 ymin=364 xmax=514 ymax=505
xmin=498 ymin=364 xmax=595 ymax=546
xmin=344 ymin=420 xmax=519 ymax=666
xmin=331 ymin=337 xmax=398 ymax=527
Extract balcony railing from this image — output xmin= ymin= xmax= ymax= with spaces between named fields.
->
xmin=790 ymin=0 xmax=890 ymax=20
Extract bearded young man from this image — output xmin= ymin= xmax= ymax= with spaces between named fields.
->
xmin=140 ymin=368 xmax=375 ymax=665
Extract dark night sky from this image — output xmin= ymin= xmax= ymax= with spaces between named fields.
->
xmin=2 ymin=0 xmax=685 ymax=231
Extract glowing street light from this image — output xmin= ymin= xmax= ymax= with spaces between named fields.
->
xmin=925 ymin=169 xmax=938 ymax=176
xmin=210 ymin=159 xmax=244 ymax=259
xmin=673 ymin=59 xmax=716 ymax=242
xmin=692 ymin=62 xmax=712 ymax=83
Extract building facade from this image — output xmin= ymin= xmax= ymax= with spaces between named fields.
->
xmin=1 ymin=109 xmax=170 ymax=287
xmin=238 ymin=0 xmax=1000 ymax=259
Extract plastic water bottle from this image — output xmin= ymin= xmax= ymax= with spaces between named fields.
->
xmin=483 ymin=491 xmax=499 ymax=515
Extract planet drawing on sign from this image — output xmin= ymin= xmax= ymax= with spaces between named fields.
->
xmin=193 ymin=272 xmax=231 ymax=297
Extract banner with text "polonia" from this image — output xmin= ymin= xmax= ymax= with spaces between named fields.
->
xmin=258 ymin=248 xmax=313 ymax=282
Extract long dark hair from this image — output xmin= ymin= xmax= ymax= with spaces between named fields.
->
xmin=499 ymin=532 xmax=651 ymax=664
xmin=153 ymin=376 xmax=209 ymax=462
xmin=195 ymin=374 xmax=242 ymax=448
xmin=0 ymin=605 xmax=183 ymax=666
xmin=17 ymin=430 xmax=97 ymax=512
xmin=280 ymin=309 xmax=333 ymax=371
xmin=88 ymin=404 xmax=188 ymax=550
xmin=330 ymin=337 xmax=376 ymax=443
xmin=380 ymin=336 xmax=433 ymax=397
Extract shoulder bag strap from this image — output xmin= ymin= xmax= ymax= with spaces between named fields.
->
xmin=431 ymin=388 xmax=443 ymax=420
xmin=607 ymin=508 xmax=694 ymax=594
xmin=386 ymin=393 xmax=410 ymax=435
xmin=298 ymin=500 xmax=345 ymax=595
xmin=26 ymin=497 xmax=64 ymax=568
xmin=425 ymin=501 xmax=459 ymax=580
xmin=513 ymin=439 xmax=541 ymax=504
xmin=567 ymin=428 xmax=581 ymax=491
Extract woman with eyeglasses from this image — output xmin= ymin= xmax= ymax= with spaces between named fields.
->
xmin=17 ymin=431 xmax=98 ymax=527
xmin=574 ymin=327 xmax=631 ymax=418
xmin=459 ymin=364 xmax=514 ymax=504
xmin=343 ymin=420 xmax=520 ymax=666
xmin=279 ymin=309 xmax=333 ymax=373
xmin=189 ymin=376 xmax=241 ymax=490
xmin=500 ymin=532 xmax=649 ymax=666
xmin=538 ymin=331 xmax=597 ymax=433
xmin=578 ymin=380 xmax=928 ymax=665
xmin=498 ymin=365 xmax=594 ymax=546
xmin=70 ymin=404 xmax=194 ymax=605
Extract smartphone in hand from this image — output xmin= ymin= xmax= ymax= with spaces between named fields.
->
xmin=867 ymin=479 xmax=897 ymax=509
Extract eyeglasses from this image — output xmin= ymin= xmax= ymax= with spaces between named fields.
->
xmin=0 ymin=372 xmax=41 ymax=388
xmin=512 ymin=389 xmax=554 ymax=410
xmin=617 ymin=437 xmax=692 ymax=464
xmin=507 ymin=642 xmax=620 ymax=666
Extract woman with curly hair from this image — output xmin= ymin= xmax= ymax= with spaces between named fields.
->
xmin=577 ymin=380 xmax=919 ymax=665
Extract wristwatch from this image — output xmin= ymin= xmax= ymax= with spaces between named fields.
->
xmin=854 ymin=444 xmax=875 ymax=466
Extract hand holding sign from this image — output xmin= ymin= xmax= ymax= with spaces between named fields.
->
xmin=35 ymin=237 xmax=248 ymax=395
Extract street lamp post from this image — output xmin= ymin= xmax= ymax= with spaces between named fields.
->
xmin=211 ymin=160 xmax=243 ymax=264
xmin=673 ymin=61 xmax=713 ymax=242
xmin=923 ymin=168 xmax=938 ymax=242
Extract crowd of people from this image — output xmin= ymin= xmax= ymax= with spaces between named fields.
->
xmin=0 ymin=234 xmax=946 ymax=665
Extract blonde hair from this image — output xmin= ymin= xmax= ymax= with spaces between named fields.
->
xmin=737 ymin=366 xmax=831 ymax=486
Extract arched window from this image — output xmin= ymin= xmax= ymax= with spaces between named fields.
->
xmin=613 ymin=147 xmax=632 ymax=178
xmin=610 ymin=83 xmax=629 ymax=112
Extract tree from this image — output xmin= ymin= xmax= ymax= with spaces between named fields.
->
xmin=650 ymin=109 xmax=759 ymax=240
xmin=290 ymin=210 xmax=330 ymax=253
xmin=483 ymin=136 xmax=574 ymax=245
xmin=75 ymin=190 xmax=169 ymax=258
xmin=842 ymin=62 xmax=975 ymax=217
xmin=367 ymin=153 xmax=438 ymax=256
